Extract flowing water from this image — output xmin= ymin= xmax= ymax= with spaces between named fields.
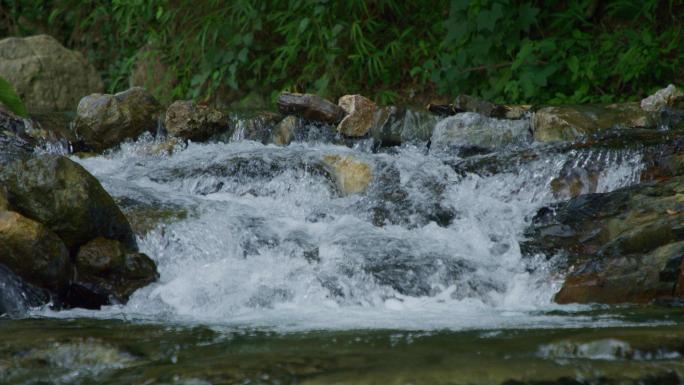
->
xmin=3 ymin=113 xmax=684 ymax=384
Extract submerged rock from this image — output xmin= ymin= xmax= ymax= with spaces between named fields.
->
xmin=322 ymin=155 xmax=373 ymax=195
xmin=430 ymin=112 xmax=531 ymax=152
xmin=73 ymin=87 xmax=162 ymax=152
xmin=164 ymin=100 xmax=227 ymax=141
xmin=0 ymin=35 xmax=103 ymax=112
xmin=69 ymin=237 xmax=158 ymax=308
xmin=532 ymin=103 xmax=655 ymax=142
xmin=524 ymin=176 xmax=684 ymax=304
xmin=0 ymin=210 xmax=70 ymax=292
xmin=277 ymin=92 xmax=346 ymax=124
xmin=337 ymin=94 xmax=377 ymax=137
xmin=641 ymin=84 xmax=684 ymax=112
xmin=0 ymin=155 xmax=137 ymax=254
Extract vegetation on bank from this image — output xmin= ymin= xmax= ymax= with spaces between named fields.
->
xmin=1 ymin=0 xmax=683 ymax=105
xmin=0 ymin=76 xmax=28 ymax=117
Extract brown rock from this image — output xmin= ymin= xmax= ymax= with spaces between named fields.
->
xmin=337 ymin=94 xmax=377 ymax=137
xmin=276 ymin=92 xmax=345 ymax=124
xmin=73 ymin=87 xmax=162 ymax=152
xmin=0 ymin=210 xmax=70 ymax=292
xmin=73 ymin=237 xmax=158 ymax=306
xmin=322 ymin=155 xmax=373 ymax=195
xmin=272 ymin=115 xmax=297 ymax=146
xmin=165 ymin=100 xmax=226 ymax=141
xmin=532 ymin=103 xmax=656 ymax=142
xmin=641 ymin=84 xmax=684 ymax=112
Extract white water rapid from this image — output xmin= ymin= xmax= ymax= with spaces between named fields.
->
xmin=37 ymin=116 xmax=646 ymax=331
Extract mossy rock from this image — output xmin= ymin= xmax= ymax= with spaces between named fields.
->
xmin=0 ymin=210 xmax=70 ymax=292
xmin=0 ymin=155 xmax=137 ymax=254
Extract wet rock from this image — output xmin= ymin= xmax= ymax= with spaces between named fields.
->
xmin=0 ymin=35 xmax=103 ymax=112
xmin=164 ymin=100 xmax=226 ymax=141
xmin=532 ymin=103 xmax=655 ymax=142
xmin=0 ymin=264 xmax=49 ymax=317
xmin=641 ymin=84 xmax=684 ymax=112
xmin=322 ymin=155 xmax=373 ymax=195
xmin=524 ymin=176 xmax=684 ymax=303
xmin=0 ymin=155 xmax=137 ymax=254
xmin=69 ymin=237 xmax=158 ymax=308
xmin=276 ymin=92 xmax=346 ymax=124
xmin=0 ymin=210 xmax=70 ymax=292
xmin=73 ymin=87 xmax=162 ymax=152
xmin=337 ymin=94 xmax=377 ymax=137
xmin=454 ymin=94 xmax=508 ymax=118
xmin=370 ymin=106 xmax=440 ymax=146
xmin=0 ymin=185 xmax=9 ymax=210
xmin=430 ymin=112 xmax=531 ymax=152
xmin=221 ymin=111 xmax=282 ymax=143
xmin=271 ymin=115 xmax=298 ymax=146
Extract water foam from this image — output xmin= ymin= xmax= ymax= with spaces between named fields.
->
xmin=34 ymin=128 xmax=646 ymax=331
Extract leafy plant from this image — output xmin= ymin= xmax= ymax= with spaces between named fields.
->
xmin=0 ymin=76 xmax=28 ymax=117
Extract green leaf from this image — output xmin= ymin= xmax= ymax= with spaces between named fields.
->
xmin=0 ymin=76 xmax=28 ymax=117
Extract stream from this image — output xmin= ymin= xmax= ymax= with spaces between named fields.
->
xmin=2 ymin=112 xmax=684 ymax=384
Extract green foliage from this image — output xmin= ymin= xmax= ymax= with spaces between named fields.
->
xmin=435 ymin=0 xmax=684 ymax=104
xmin=2 ymin=0 xmax=683 ymax=105
xmin=0 ymin=76 xmax=28 ymax=117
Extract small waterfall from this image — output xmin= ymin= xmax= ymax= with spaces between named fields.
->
xmin=35 ymin=115 xmax=648 ymax=330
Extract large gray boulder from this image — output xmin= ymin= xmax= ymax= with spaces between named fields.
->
xmin=73 ymin=87 xmax=162 ymax=152
xmin=0 ymin=35 xmax=103 ymax=112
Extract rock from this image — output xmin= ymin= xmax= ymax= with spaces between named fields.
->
xmin=322 ymin=155 xmax=373 ymax=195
xmin=129 ymin=45 xmax=177 ymax=104
xmin=0 ymin=35 xmax=103 ymax=112
xmin=272 ymin=115 xmax=298 ymax=146
xmin=0 ymin=186 xmax=9 ymax=210
xmin=555 ymin=241 xmax=684 ymax=304
xmin=73 ymin=87 xmax=162 ymax=152
xmin=641 ymin=84 xmax=684 ymax=112
xmin=453 ymin=94 xmax=508 ymax=118
xmin=370 ymin=106 xmax=440 ymax=146
xmin=164 ymin=100 xmax=226 ymax=141
xmin=0 ymin=264 xmax=49 ymax=317
xmin=337 ymin=94 xmax=377 ymax=137
xmin=523 ymin=176 xmax=684 ymax=304
xmin=276 ymin=92 xmax=346 ymax=124
xmin=0 ymin=155 xmax=137 ymax=254
xmin=222 ymin=111 xmax=282 ymax=143
xmin=430 ymin=112 xmax=531 ymax=152
xmin=69 ymin=237 xmax=158 ymax=308
xmin=532 ymin=103 xmax=656 ymax=142
xmin=0 ymin=210 xmax=70 ymax=292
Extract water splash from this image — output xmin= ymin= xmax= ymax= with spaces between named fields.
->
xmin=32 ymin=116 xmax=648 ymax=331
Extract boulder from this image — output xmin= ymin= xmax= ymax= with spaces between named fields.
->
xmin=0 ymin=186 xmax=9 ymax=210
xmin=523 ymin=176 xmax=684 ymax=304
xmin=337 ymin=94 xmax=377 ymax=137
xmin=164 ymin=100 xmax=226 ymax=141
xmin=0 ymin=155 xmax=137 ymax=254
xmin=69 ymin=237 xmax=158 ymax=308
xmin=532 ymin=103 xmax=655 ymax=142
xmin=276 ymin=92 xmax=346 ymax=124
xmin=641 ymin=84 xmax=684 ymax=112
xmin=73 ymin=87 xmax=162 ymax=152
xmin=271 ymin=115 xmax=298 ymax=146
xmin=322 ymin=155 xmax=373 ymax=195
xmin=430 ymin=112 xmax=531 ymax=152
xmin=0 ymin=210 xmax=70 ymax=292
xmin=0 ymin=35 xmax=103 ymax=112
